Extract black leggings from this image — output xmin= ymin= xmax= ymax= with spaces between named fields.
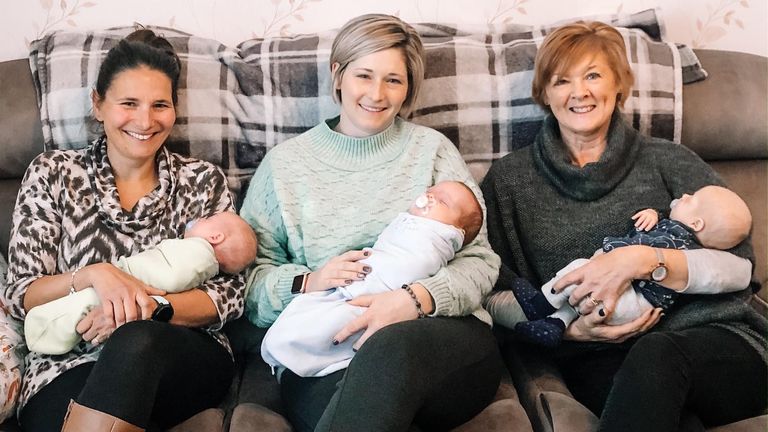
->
xmin=281 ymin=316 xmax=503 ymax=432
xmin=20 ymin=320 xmax=234 ymax=432
xmin=558 ymin=326 xmax=767 ymax=432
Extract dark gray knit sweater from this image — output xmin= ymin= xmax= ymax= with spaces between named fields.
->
xmin=481 ymin=110 xmax=767 ymax=361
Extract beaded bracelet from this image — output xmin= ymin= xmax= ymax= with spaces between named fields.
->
xmin=401 ymin=284 xmax=426 ymax=319
xmin=69 ymin=266 xmax=83 ymax=295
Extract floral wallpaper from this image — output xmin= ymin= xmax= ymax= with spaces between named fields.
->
xmin=2 ymin=0 xmax=765 ymax=62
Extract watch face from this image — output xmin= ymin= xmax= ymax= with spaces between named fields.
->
xmin=152 ymin=303 xmax=173 ymax=322
xmin=291 ymin=274 xmax=304 ymax=294
xmin=652 ymin=265 xmax=668 ymax=282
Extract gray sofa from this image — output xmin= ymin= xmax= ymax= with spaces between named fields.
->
xmin=0 ymin=37 xmax=766 ymax=432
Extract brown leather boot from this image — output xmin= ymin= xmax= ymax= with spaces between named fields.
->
xmin=61 ymin=400 xmax=144 ymax=432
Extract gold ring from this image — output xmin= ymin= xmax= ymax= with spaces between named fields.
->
xmin=587 ymin=294 xmax=601 ymax=307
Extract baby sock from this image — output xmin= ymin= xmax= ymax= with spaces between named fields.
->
xmin=514 ymin=317 xmax=566 ymax=348
xmin=509 ymin=278 xmax=557 ymax=321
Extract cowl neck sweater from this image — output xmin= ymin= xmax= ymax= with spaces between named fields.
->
xmin=532 ymin=110 xmax=641 ymax=201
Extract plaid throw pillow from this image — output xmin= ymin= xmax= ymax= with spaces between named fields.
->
xmin=28 ymin=8 xmax=703 ymax=197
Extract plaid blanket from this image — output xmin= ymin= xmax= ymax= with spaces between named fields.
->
xmin=28 ymin=8 xmax=704 ymax=199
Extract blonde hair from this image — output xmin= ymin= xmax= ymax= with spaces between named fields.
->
xmin=330 ymin=14 xmax=425 ymax=117
xmin=531 ymin=21 xmax=634 ymax=110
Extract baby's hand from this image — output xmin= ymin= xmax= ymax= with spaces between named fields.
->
xmin=631 ymin=209 xmax=658 ymax=231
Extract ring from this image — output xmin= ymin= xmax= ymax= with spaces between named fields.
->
xmin=586 ymin=293 xmax=601 ymax=307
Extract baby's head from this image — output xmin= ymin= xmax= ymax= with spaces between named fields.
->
xmin=185 ymin=211 xmax=258 ymax=274
xmin=669 ymin=185 xmax=752 ymax=249
xmin=408 ymin=181 xmax=483 ymax=247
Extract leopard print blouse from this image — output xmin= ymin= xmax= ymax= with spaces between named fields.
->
xmin=4 ymin=137 xmax=245 ymax=411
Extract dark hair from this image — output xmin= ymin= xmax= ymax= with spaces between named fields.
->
xmin=94 ymin=28 xmax=182 ymax=105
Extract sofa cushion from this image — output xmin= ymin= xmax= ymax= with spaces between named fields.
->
xmin=166 ymin=408 xmax=225 ymax=432
xmin=0 ymin=179 xmax=23 ymax=259
xmin=682 ymin=49 xmax=768 ymax=160
xmin=540 ymin=391 xmax=599 ymax=432
xmin=0 ymin=59 xmax=44 ymax=180
xmin=229 ymin=403 xmax=292 ymax=432
xmin=28 ymin=8 xmax=699 ymax=197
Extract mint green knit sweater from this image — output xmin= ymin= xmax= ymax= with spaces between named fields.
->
xmin=240 ymin=117 xmax=500 ymax=328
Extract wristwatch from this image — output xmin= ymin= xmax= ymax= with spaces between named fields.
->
xmin=650 ymin=248 xmax=668 ymax=282
xmin=291 ymin=273 xmax=309 ymax=294
xmin=150 ymin=295 xmax=174 ymax=322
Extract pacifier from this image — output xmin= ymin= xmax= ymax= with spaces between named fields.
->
xmin=414 ymin=193 xmax=435 ymax=215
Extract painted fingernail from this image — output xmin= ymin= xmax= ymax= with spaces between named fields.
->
xmin=332 ymin=339 xmax=339 ymax=345
xmin=363 ymin=266 xmax=372 ymax=273
xmin=345 ymin=280 xmax=352 ymax=285
xmin=363 ymin=251 xmax=370 ymax=257
xmin=550 ymin=288 xmax=556 ymax=294
xmin=598 ymin=309 xmax=605 ymax=317
xmin=352 ymin=348 xmax=358 ymax=353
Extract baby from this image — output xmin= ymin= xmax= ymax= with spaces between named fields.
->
xmin=24 ymin=211 xmax=258 ymax=355
xmin=261 ymin=180 xmax=483 ymax=378
xmin=497 ymin=185 xmax=752 ymax=348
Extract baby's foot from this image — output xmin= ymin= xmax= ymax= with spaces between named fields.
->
xmin=514 ymin=317 xmax=566 ymax=348
xmin=510 ymin=278 xmax=556 ymax=320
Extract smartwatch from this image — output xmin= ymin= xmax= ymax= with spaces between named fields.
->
xmin=650 ymin=248 xmax=668 ymax=282
xmin=291 ymin=273 xmax=309 ymax=294
xmin=150 ymin=295 xmax=174 ymax=322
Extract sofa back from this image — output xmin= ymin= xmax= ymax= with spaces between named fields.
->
xmin=25 ymin=10 xmax=703 ymax=195
xmin=1 ymin=40 xmax=766 ymax=297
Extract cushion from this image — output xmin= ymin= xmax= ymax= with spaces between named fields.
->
xmin=28 ymin=8 xmax=700 ymax=195
xmin=0 ymin=254 xmax=24 ymax=423
xmin=0 ymin=58 xmax=45 ymax=180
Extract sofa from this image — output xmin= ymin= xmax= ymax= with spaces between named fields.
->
xmin=0 ymin=10 xmax=766 ymax=432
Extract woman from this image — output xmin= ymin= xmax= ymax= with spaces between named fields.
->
xmin=240 ymin=14 xmax=504 ymax=432
xmin=481 ymin=21 xmax=767 ymax=431
xmin=5 ymin=29 xmax=245 ymax=431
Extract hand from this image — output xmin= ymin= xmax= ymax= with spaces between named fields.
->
xmin=76 ymin=307 xmax=118 ymax=346
xmin=564 ymin=306 xmax=663 ymax=343
xmin=552 ymin=246 xmax=647 ymax=318
xmin=332 ymin=289 xmax=419 ymax=351
xmin=632 ymin=209 xmax=659 ymax=231
xmin=80 ymin=263 xmax=166 ymax=327
xmin=304 ymin=250 xmax=372 ymax=293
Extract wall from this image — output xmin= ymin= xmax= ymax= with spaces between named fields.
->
xmin=1 ymin=0 xmax=765 ymax=63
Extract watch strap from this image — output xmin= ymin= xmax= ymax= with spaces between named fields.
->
xmin=149 ymin=295 xmax=173 ymax=322
xmin=150 ymin=295 xmax=169 ymax=306
xmin=651 ymin=248 xmax=668 ymax=282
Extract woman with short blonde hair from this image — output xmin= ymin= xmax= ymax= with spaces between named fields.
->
xmin=329 ymin=13 xmax=425 ymax=117
xmin=242 ymin=13 xmax=504 ymax=432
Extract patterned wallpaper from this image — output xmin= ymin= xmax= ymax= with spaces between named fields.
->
xmin=2 ymin=0 xmax=765 ymax=62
